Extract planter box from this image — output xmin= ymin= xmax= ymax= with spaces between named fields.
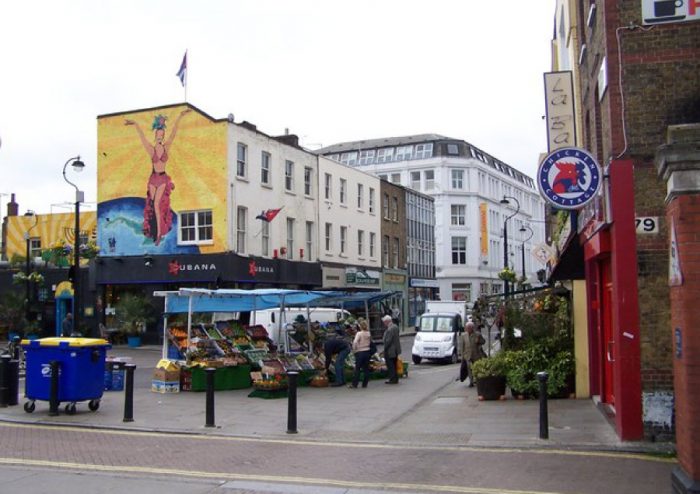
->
xmin=476 ymin=375 xmax=507 ymax=401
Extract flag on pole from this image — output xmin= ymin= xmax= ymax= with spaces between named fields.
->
xmin=256 ymin=208 xmax=283 ymax=222
xmin=176 ymin=51 xmax=187 ymax=86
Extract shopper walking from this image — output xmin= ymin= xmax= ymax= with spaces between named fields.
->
xmin=349 ymin=319 xmax=371 ymax=389
xmin=382 ymin=314 xmax=402 ymax=384
xmin=62 ymin=312 xmax=73 ymax=337
xmin=324 ymin=328 xmax=351 ymax=387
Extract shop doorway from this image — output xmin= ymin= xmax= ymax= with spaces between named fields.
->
xmin=54 ymin=281 xmax=74 ymax=337
xmin=601 ymin=260 xmax=615 ymax=406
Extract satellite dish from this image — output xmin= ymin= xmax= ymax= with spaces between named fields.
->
xmin=227 ymin=113 xmax=235 ymax=123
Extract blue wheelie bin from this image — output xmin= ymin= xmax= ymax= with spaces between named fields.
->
xmin=22 ymin=337 xmax=111 ymax=415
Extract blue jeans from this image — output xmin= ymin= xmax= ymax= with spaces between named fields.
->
xmin=334 ymin=348 xmax=350 ymax=384
xmin=352 ymin=350 xmax=371 ymax=388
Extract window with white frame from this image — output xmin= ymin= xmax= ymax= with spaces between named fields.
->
xmin=29 ymin=238 xmax=41 ymax=258
xmin=237 ymin=206 xmax=247 ymax=253
xmin=328 ymin=154 xmax=340 ymax=162
xmin=305 ymin=221 xmax=313 ymax=260
xmin=179 ymin=210 xmax=213 ymax=244
xmin=410 ymin=171 xmax=421 ymax=190
xmin=393 ymin=237 xmax=399 ymax=268
xmin=451 ymin=283 xmax=471 ymax=302
xmin=324 ymin=173 xmax=332 ymax=200
xmin=395 ymin=145 xmax=413 ymax=161
xmin=357 ymin=230 xmax=364 ymax=257
xmin=340 ymin=152 xmax=357 ymax=166
xmin=451 ymin=204 xmax=466 ymax=226
xmin=391 ymin=173 xmax=401 ymax=184
xmin=261 ymin=221 xmax=269 ymax=256
xmin=339 ymin=178 xmax=347 ymax=205
xmin=357 ymin=183 xmax=364 ymax=209
xmin=424 ymin=170 xmax=435 ymax=191
xmin=285 ymin=160 xmax=294 ymax=192
xmin=383 ymin=235 xmax=390 ymax=266
xmin=237 ymin=143 xmax=247 ymax=178
xmin=376 ymin=148 xmax=394 ymax=163
xmin=340 ymin=226 xmax=347 ymax=255
xmin=261 ymin=151 xmax=271 ymax=185
xmin=304 ymin=167 xmax=313 ymax=196
xmin=325 ymin=222 xmax=332 ymax=252
xmin=480 ymin=282 xmax=489 ymax=296
xmin=286 ymin=218 xmax=294 ymax=259
xmin=358 ymin=149 xmax=375 ymax=165
xmin=369 ymin=188 xmax=375 ymax=214
xmin=378 ymin=174 xmax=388 ymax=181
xmin=414 ymin=143 xmax=433 ymax=159
xmin=392 ymin=196 xmax=399 ymax=221
xmin=447 ymin=143 xmax=460 ymax=155
xmin=370 ymin=232 xmax=376 ymax=257
xmin=383 ymin=193 xmax=390 ymax=219
xmin=451 ymin=236 xmax=467 ymax=264
xmin=451 ymin=169 xmax=464 ymax=189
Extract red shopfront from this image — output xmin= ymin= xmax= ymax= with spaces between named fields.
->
xmin=580 ymin=160 xmax=642 ymax=440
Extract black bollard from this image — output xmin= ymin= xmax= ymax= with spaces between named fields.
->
xmin=123 ymin=364 xmax=136 ymax=422
xmin=537 ymin=371 xmax=549 ymax=440
xmin=7 ymin=359 xmax=19 ymax=406
xmin=0 ymin=355 xmax=9 ymax=408
xmin=287 ymin=371 xmax=298 ymax=434
xmin=205 ymin=368 xmax=216 ymax=428
xmin=48 ymin=360 xmax=60 ymax=416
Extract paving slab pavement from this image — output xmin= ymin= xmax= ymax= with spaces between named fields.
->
xmin=0 ymin=343 xmax=675 ymax=455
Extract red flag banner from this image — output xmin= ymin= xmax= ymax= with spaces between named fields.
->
xmin=256 ymin=208 xmax=282 ymax=222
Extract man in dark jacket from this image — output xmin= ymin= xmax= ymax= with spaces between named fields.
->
xmin=382 ymin=314 xmax=402 ymax=384
xmin=324 ymin=329 xmax=351 ymax=387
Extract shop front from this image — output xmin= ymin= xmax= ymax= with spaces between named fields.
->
xmin=408 ymin=278 xmax=438 ymax=327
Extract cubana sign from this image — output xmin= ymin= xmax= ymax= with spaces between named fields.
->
xmin=537 ymin=147 xmax=602 ymax=210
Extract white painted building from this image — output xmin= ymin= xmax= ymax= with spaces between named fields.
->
xmin=317 ymin=135 xmax=547 ymax=303
xmin=317 ymin=155 xmax=381 ymax=288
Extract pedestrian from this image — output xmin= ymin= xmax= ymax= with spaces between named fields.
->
xmin=381 ymin=314 xmax=402 ymax=384
xmin=324 ymin=328 xmax=351 ymax=387
xmin=62 ymin=312 xmax=73 ymax=337
xmin=349 ymin=318 xmax=372 ymax=389
xmin=461 ymin=321 xmax=486 ymax=387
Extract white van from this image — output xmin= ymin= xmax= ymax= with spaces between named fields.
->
xmin=251 ymin=307 xmax=350 ymax=345
xmin=411 ymin=311 xmax=464 ymax=365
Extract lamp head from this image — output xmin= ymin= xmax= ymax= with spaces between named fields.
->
xmin=500 ymin=197 xmax=509 ymax=204
xmin=24 ymin=210 xmax=35 ymax=217
xmin=520 ymin=226 xmax=527 ymax=233
xmin=72 ymin=158 xmax=85 ymax=173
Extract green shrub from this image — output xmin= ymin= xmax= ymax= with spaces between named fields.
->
xmin=471 ymin=353 xmax=508 ymax=380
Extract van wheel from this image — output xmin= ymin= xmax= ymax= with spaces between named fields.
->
xmin=449 ymin=351 xmax=458 ymax=365
xmin=412 ymin=355 xmax=422 ymax=365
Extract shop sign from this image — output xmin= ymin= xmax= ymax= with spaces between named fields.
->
xmin=168 ymin=260 xmax=217 ymax=276
xmin=543 ymin=71 xmax=576 ymax=151
xmin=247 ymin=260 xmax=275 ymax=277
xmin=479 ymin=202 xmax=488 ymax=256
xmin=410 ymin=278 xmax=439 ymax=288
xmin=384 ymin=273 xmax=405 ymax=285
xmin=642 ymin=0 xmax=700 ymax=25
xmin=345 ymin=268 xmax=380 ymax=285
xmin=538 ymin=147 xmax=602 ymax=210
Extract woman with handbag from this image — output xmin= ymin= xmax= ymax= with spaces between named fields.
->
xmin=349 ymin=319 xmax=372 ymax=389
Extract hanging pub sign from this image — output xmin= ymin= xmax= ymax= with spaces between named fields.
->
xmin=537 ymin=147 xmax=603 ymax=210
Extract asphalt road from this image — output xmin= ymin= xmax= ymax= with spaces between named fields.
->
xmin=0 ymin=421 xmax=673 ymax=494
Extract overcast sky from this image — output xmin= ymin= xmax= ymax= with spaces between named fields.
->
xmin=0 ymin=0 xmax=555 ymax=215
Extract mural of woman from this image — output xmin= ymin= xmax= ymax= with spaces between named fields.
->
xmin=124 ymin=109 xmax=190 ymax=246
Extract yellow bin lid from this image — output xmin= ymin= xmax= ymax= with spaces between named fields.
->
xmin=21 ymin=337 xmax=110 ymax=347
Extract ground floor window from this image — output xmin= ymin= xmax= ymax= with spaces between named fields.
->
xmin=451 ymin=283 xmax=471 ymax=302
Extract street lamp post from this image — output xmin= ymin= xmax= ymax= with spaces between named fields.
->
xmin=500 ymin=195 xmax=520 ymax=296
xmin=62 ymin=156 xmax=85 ymax=335
xmin=24 ymin=211 xmax=39 ymax=321
xmin=519 ymin=224 xmax=534 ymax=281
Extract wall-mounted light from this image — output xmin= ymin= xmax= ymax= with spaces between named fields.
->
xmin=144 ymin=256 xmax=153 ymax=267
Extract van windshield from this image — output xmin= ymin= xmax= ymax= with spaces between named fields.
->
xmin=420 ymin=316 xmax=453 ymax=332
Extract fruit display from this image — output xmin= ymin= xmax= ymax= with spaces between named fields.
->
xmin=278 ymin=355 xmax=302 ymax=372
xmin=253 ymin=374 xmax=287 ymax=391
xmin=168 ymin=327 xmax=189 ymax=351
xmin=217 ymin=321 xmax=246 ymax=339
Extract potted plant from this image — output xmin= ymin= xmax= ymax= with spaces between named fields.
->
xmin=471 ymin=352 xmax=508 ymax=401
xmin=114 ymin=293 xmax=155 ymax=347
xmin=498 ymin=267 xmax=517 ymax=283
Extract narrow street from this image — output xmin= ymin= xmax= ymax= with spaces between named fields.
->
xmin=0 ymin=422 xmax=673 ymax=494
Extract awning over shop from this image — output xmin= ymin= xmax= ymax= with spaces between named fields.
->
xmin=548 ymin=235 xmax=585 ymax=281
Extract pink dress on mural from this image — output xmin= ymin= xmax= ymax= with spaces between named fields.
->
xmin=143 ymin=148 xmax=174 ymax=243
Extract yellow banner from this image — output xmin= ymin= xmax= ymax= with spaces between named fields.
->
xmin=480 ymin=202 xmax=488 ymax=256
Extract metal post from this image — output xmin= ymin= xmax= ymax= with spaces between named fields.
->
xmin=205 ymin=367 xmax=216 ymax=428
xmin=123 ymin=363 xmax=136 ymax=422
xmin=287 ymin=371 xmax=298 ymax=434
xmin=521 ymin=242 xmax=526 ymax=281
xmin=49 ymin=360 xmax=60 ymax=416
xmin=503 ymin=222 xmax=509 ymax=296
xmin=73 ymin=198 xmax=80 ymax=333
xmin=7 ymin=358 xmax=19 ymax=406
xmin=0 ymin=355 xmax=9 ymax=408
xmin=537 ymin=371 xmax=549 ymax=440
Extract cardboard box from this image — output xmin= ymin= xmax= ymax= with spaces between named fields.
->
xmin=151 ymin=380 xmax=180 ymax=393
xmin=153 ymin=368 xmax=180 ymax=382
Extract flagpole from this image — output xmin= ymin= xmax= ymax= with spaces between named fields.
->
xmin=184 ymin=49 xmax=188 ymax=103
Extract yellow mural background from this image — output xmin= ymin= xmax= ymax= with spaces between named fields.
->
xmin=97 ymin=104 xmax=229 ymax=253
xmin=4 ymin=212 xmax=97 ymax=264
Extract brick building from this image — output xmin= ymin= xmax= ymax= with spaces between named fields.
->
xmin=549 ymin=0 xmax=700 ymax=450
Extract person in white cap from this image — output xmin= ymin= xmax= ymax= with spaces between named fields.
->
xmin=382 ymin=314 xmax=401 ymax=384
